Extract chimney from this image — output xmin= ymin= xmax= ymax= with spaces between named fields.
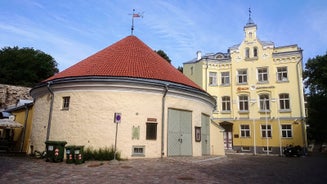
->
xmin=196 ymin=51 xmax=202 ymax=60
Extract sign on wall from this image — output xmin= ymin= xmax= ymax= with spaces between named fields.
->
xmin=114 ymin=113 xmax=122 ymax=123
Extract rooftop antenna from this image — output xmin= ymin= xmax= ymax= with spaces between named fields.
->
xmin=130 ymin=9 xmax=143 ymax=35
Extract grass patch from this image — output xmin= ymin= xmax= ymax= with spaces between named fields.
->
xmin=84 ymin=146 xmax=121 ymax=161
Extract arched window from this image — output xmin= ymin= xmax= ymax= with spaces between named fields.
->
xmin=253 ymin=47 xmax=258 ymax=57
xmin=259 ymin=94 xmax=270 ymax=111
xmin=245 ymin=47 xmax=250 ymax=58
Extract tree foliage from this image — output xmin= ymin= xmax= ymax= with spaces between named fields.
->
xmin=155 ymin=50 xmax=171 ymax=64
xmin=0 ymin=46 xmax=58 ymax=87
xmin=304 ymin=53 xmax=327 ymax=96
xmin=304 ymin=52 xmax=327 ymax=143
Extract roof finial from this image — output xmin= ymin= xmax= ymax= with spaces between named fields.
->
xmin=247 ymin=7 xmax=254 ymax=25
xmin=130 ymin=9 xmax=143 ymax=35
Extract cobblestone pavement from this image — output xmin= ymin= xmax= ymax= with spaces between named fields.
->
xmin=0 ymin=153 xmax=326 ymax=184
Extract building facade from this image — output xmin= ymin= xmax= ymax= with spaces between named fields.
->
xmin=183 ymin=17 xmax=307 ymax=155
xmin=30 ymin=36 xmax=225 ymax=159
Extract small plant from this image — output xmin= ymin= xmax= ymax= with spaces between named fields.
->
xmin=83 ymin=146 xmax=120 ymax=161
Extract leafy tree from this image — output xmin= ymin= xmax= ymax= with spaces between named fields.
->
xmin=304 ymin=52 xmax=327 ymax=143
xmin=0 ymin=46 xmax=58 ymax=87
xmin=155 ymin=50 xmax=171 ymax=64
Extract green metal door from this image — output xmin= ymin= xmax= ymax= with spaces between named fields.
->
xmin=168 ymin=109 xmax=192 ymax=156
xmin=201 ymin=114 xmax=210 ymax=155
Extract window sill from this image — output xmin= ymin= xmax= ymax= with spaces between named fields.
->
xmin=61 ymin=108 xmax=69 ymax=111
xmin=279 ymin=109 xmax=291 ymax=113
xmin=240 ymin=137 xmax=251 ymax=139
xmin=259 ymin=110 xmax=271 ymax=113
xmin=221 ymin=111 xmax=231 ymax=114
xmin=257 ymin=81 xmax=269 ymax=84
xmin=245 ymin=57 xmax=258 ymax=61
xmin=209 ymin=84 xmax=218 ymax=87
xmin=220 ymin=84 xmax=230 ymax=87
xmin=238 ymin=110 xmax=249 ymax=114
xmin=277 ymin=79 xmax=289 ymax=83
xmin=132 ymin=154 xmax=145 ymax=157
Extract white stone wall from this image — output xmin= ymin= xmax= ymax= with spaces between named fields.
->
xmin=30 ymin=83 xmax=217 ymax=159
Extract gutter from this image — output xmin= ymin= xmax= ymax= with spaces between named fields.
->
xmin=46 ymin=81 xmax=54 ymax=141
xmin=161 ymin=84 xmax=169 ymax=158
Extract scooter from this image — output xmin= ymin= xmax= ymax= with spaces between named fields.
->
xmin=283 ymin=145 xmax=302 ymax=157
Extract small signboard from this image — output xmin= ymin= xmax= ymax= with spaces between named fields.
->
xmin=114 ymin=113 xmax=122 ymax=123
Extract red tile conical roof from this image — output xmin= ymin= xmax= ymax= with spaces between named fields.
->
xmin=46 ymin=36 xmax=201 ymax=90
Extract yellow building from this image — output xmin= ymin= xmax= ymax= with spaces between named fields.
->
xmin=2 ymin=102 xmax=33 ymax=153
xmin=184 ymin=16 xmax=307 ymax=155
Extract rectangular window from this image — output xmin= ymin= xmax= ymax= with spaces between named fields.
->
xmin=62 ymin=96 xmax=70 ymax=110
xmin=221 ymin=96 xmax=231 ymax=111
xmin=242 ymin=147 xmax=251 ymax=151
xmin=221 ymin=72 xmax=230 ymax=85
xmin=237 ymin=69 xmax=247 ymax=84
xmin=263 ymin=147 xmax=272 ymax=153
xmin=146 ymin=123 xmax=157 ymax=140
xmin=132 ymin=146 xmax=145 ymax=156
xmin=240 ymin=125 xmax=250 ymax=137
xmin=258 ymin=68 xmax=268 ymax=83
xmin=277 ymin=67 xmax=288 ymax=81
xmin=279 ymin=94 xmax=290 ymax=110
xmin=261 ymin=125 xmax=272 ymax=138
xmin=209 ymin=72 xmax=217 ymax=86
xmin=281 ymin=125 xmax=292 ymax=138
xmin=239 ymin=95 xmax=249 ymax=111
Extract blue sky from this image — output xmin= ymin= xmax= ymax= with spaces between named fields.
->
xmin=1 ymin=0 xmax=326 ymax=71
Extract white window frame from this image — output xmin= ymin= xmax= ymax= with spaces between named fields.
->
xmin=257 ymin=67 xmax=268 ymax=83
xmin=221 ymin=72 xmax=230 ymax=85
xmin=237 ymin=69 xmax=248 ymax=84
xmin=259 ymin=94 xmax=270 ymax=111
xmin=240 ymin=124 xmax=250 ymax=138
xmin=132 ymin=145 xmax=145 ymax=157
xmin=281 ymin=124 xmax=292 ymax=138
xmin=279 ymin=93 xmax=290 ymax=111
xmin=209 ymin=72 xmax=217 ymax=86
xmin=221 ymin=96 xmax=231 ymax=112
xmin=277 ymin=67 xmax=288 ymax=82
xmin=239 ymin=95 xmax=249 ymax=112
xmin=261 ymin=124 xmax=272 ymax=138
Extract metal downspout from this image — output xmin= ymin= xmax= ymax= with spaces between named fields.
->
xmin=161 ymin=84 xmax=169 ymax=158
xmin=46 ymin=82 xmax=54 ymax=142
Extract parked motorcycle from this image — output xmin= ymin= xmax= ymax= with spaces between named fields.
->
xmin=283 ymin=145 xmax=303 ymax=157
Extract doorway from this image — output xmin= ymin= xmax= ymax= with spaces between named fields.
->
xmin=220 ymin=121 xmax=233 ymax=149
xmin=167 ymin=109 xmax=192 ymax=156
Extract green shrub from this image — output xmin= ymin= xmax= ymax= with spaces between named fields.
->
xmin=83 ymin=146 xmax=120 ymax=161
